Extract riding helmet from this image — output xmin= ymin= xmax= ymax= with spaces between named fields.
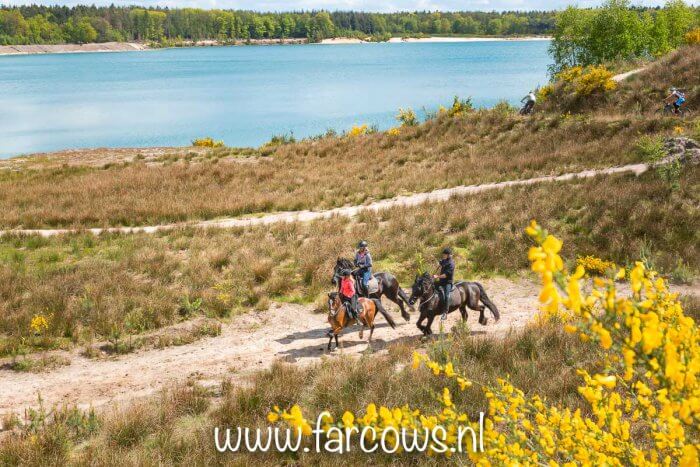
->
xmin=358 ymin=240 xmax=368 ymax=248
xmin=442 ymin=247 xmax=453 ymax=255
xmin=342 ymin=269 xmax=352 ymax=276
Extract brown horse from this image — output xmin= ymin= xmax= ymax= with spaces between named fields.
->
xmin=326 ymin=292 xmax=396 ymax=351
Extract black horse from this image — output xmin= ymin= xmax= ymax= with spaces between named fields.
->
xmin=331 ymin=258 xmax=414 ymax=322
xmin=408 ymin=272 xmax=500 ymax=336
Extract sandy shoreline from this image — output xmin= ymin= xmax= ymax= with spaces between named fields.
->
xmin=0 ymin=38 xmax=307 ymax=56
xmin=321 ymin=36 xmax=551 ymax=44
xmin=0 ymin=42 xmax=148 ymax=56
xmin=0 ymin=36 xmax=551 ymax=56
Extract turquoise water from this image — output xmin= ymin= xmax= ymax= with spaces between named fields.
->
xmin=0 ymin=41 xmax=551 ymax=158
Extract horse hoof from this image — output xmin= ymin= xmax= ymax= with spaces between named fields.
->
xmin=479 ymin=318 xmax=488 ymax=326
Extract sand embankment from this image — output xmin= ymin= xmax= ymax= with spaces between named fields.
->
xmin=320 ymin=36 xmax=551 ymax=45
xmin=0 ymin=42 xmax=148 ymax=56
xmin=388 ymin=36 xmax=551 ymax=43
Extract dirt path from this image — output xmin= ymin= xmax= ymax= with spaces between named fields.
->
xmin=1 ymin=278 xmax=696 ymax=424
xmin=0 ymin=278 xmax=537 ymax=420
xmin=613 ymin=68 xmax=646 ymax=82
xmin=0 ymin=163 xmax=650 ymax=237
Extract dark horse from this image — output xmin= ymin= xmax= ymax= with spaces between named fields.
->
xmin=331 ymin=258 xmax=414 ymax=322
xmin=408 ymin=273 xmax=500 ymax=336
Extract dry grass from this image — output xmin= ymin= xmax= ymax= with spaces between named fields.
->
xmin=0 ymin=167 xmax=696 ymax=354
xmin=0 ymin=111 xmax=679 ymax=229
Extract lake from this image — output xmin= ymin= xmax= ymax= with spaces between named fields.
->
xmin=0 ymin=40 xmax=551 ymax=158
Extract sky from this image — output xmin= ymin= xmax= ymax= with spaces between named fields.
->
xmin=2 ymin=0 xmax=699 ymax=11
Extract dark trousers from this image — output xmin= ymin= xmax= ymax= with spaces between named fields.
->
xmin=341 ymin=295 xmax=359 ymax=318
xmin=438 ymin=283 xmax=452 ymax=313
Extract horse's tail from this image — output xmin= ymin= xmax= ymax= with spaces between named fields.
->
xmin=475 ymin=282 xmax=500 ymax=321
xmin=397 ymin=286 xmax=415 ymax=312
xmin=373 ymin=298 xmax=396 ymax=329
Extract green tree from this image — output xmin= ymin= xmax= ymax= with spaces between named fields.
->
xmin=663 ymin=0 xmax=695 ymax=47
xmin=307 ymin=11 xmax=334 ymax=42
xmin=63 ymin=17 xmax=97 ymax=44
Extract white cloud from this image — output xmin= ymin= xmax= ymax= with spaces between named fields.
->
xmin=2 ymin=0 xmax=699 ymax=12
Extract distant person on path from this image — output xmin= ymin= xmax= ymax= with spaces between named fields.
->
xmin=666 ymin=87 xmax=686 ymax=113
xmin=520 ymin=90 xmax=537 ymax=115
xmin=433 ymin=247 xmax=455 ymax=321
xmin=354 ymin=241 xmax=373 ymax=295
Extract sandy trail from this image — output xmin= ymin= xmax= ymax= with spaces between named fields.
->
xmin=1 ymin=278 xmax=696 ymax=423
xmin=0 ymin=163 xmax=650 ymax=237
xmin=0 ymin=278 xmax=537 ymax=420
xmin=613 ymin=68 xmax=646 ymax=82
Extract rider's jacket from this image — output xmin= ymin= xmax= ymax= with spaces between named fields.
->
xmin=354 ymin=250 xmax=373 ymax=272
xmin=340 ymin=277 xmax=355 ymax=298
xmin=438 ymin=257 xmax=455 ymax=286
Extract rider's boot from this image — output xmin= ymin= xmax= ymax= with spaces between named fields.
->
xmin=441 ymin=291 xmax=448 ymax=321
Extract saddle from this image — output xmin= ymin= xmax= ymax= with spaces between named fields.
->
xmin=355 ymin=274 xmax=379 ymax=296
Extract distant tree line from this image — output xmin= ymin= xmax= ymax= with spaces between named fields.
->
xmin=550 ymin=0 xmax=700 ymax=72
xmin=0 ymin=6 xmax=557 ymax=45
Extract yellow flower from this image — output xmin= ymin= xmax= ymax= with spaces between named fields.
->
xmin=30 ymin=314 xmax=49 ymax=335
xmin=342 ymin=411 xmax=355 ymax=429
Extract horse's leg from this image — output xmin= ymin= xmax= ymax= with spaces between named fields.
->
xmin=425 ymin=314 xmax=436 ymax=335
xmin=335 ymin=334 xmax=340 ymax=350
xmin=368 ymin=325 xmax=374 ymax=343
xmin=359 ymin=325 xmax=364 ymax=340
xmin=460 ymin=304 xmax=468 ymax=321
xmin=478 ymin=306 xmax=488 ymax=326
xmin=416 ymin=313 xmax=427 ymax=335
xmin=387 ymin=286 xmax=410 ymax=322
xmin=328 ymin=333 xmax=334 ymax=351
xmin=467 ymin=287 xmax=488 ymax=326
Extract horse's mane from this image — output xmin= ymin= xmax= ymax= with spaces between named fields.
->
xmin=336 ymin=257 xmax=354 ymax=269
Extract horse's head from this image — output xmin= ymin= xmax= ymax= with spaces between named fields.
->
xmin=327 ymin=291 xmax=341 ymax=316
xmin=331 ymin=257 xmax=354 ymax=285
xmin=408 ymin=272 xmax=434 ymax=306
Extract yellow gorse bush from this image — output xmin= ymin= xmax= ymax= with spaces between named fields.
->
xmin=537 ymin=83 xmax=554 ymax=102
xmin=554 ymin=65 xmax=617 ymax=97
xmin=386 ymin=127 xmax=401 ymax=136
xmin=526 ymin=220 xmax=699 ymax=465
xmin=685 ymin=28 xmax=700 ymax=45
xmin=191 ymin=137 xmax=224 ymax=148
xmin=557 ymin=66 xmax=584 ymax=83
xmin=269 ymin=221 xmax=699 ymax=465
xmin=574 ymin=66 xmax=617 ymax=96
xmin=347 ymin=124 xmax=369 ymax=137
xmin=576 ymin=254 xmax=617 ymax=276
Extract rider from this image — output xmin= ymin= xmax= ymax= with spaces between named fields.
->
xmin=666 ymin=87 xmax=686 ymax=113
xmin=339 ymin=269 xmax=359 ymax=319
xmin=433 ymin=247 xmax=455 ymax=321
xmin=354 ymin=240 xmax=373 ymax=296
xmin=521 ymin=90 xmax=537 ymax=114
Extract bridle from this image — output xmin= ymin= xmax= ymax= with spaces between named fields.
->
xmin=328 ymin=296 xmax=341 ymax=318
xmin=412 ymin=276 xmax=437 ymax=310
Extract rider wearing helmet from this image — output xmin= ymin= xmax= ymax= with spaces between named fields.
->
xmin=433 ymin=247 xmax=455 ymax=321
xmin=521 ymin=90 xmax=537 ymax=114
xmin=354 ymin=241 xmax=373 ymax=296
xmin=666 ymin=87 xmax=686 ymax=113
